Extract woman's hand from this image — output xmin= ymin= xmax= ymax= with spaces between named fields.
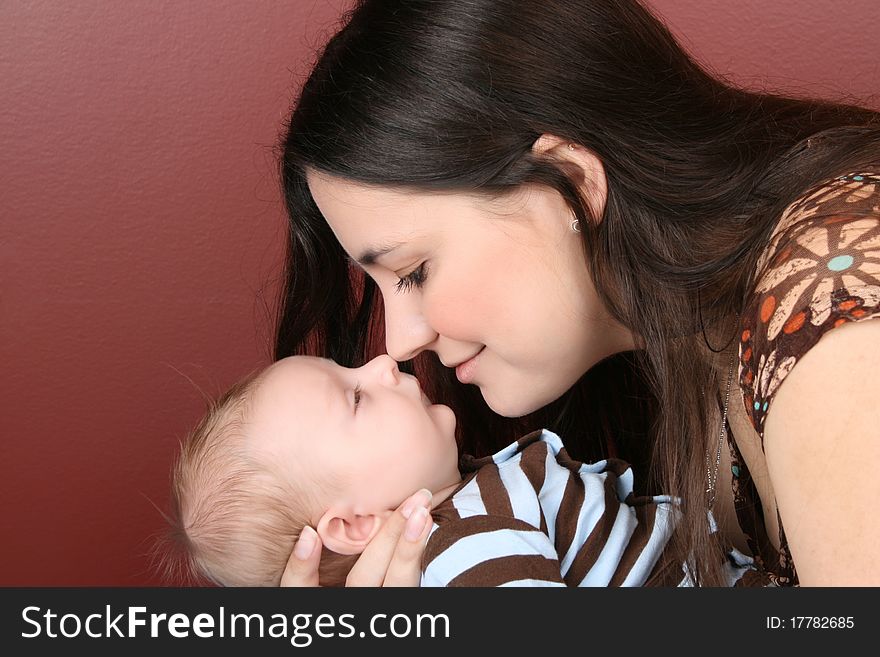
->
xmin=280 ymin=489 xmax=434 ymax=587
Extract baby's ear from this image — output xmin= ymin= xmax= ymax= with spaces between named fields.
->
xmin=315 ymin=508 xmax=392 ymax=556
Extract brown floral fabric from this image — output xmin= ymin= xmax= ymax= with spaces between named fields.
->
xmin=730 ymin=172 xmax=880 ymax=585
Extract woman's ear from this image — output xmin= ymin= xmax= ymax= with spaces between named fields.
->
xmin=314 ymin=508 xmax=392 ymax=556
xmin=531 ymin=133 xmax=607 ymax=221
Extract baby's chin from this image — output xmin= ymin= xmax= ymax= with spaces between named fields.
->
xmin=427 ymin=403 xmax=457 ymax=438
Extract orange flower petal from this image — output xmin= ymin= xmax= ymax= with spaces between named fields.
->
xmin=760 ymin=296 xmax=776 ymax=323
xmin=783 ymin=311 xmax=806 ymax=334
xmin=772 ymin=247 xmax=792 ymax=267
xmin=824 ymin=215 xmax=859 ymax=225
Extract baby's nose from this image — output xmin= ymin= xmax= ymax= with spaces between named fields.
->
xmin=369 ymin=353 xmax=399 ymax=385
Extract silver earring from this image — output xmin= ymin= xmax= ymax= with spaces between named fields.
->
xmin=570 ymin=218 xmax=581 ymax=233
xmin=567 ymin=143 xmax=576 ymax=151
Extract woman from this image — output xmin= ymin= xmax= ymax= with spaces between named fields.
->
xmin=274 ymin=0 xmax=880 ymax=586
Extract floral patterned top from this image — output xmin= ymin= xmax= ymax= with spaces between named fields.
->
xmin=731 ymin=171 xmax=880 ymax=586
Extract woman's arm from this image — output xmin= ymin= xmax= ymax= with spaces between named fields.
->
xmin=763 ymin=318 xmax=880 ymax=585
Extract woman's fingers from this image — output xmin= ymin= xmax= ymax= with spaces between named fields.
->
xmin=280 ymin=526 xmax=322 ymax=587
xmin=280 ymin=490 xmax=432 ymax=587
xmin=382 ymin=506 xmax=434 ymax=587
xmin=346 ymin=489 xmax=433 ymax=587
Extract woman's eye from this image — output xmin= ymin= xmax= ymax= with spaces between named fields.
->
xmin=353 ymin=383 xmax=362 ymax=411
xmin=394 ymin=262 xmax=428 ymax=294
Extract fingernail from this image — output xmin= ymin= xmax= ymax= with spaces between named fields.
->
xmin=405 ymin=507 xmax=429 ymax=542
xmin=401 ymin=489 xmax=433 ymax=518
xmin=294 ymin=526 xmax=317 ymax=560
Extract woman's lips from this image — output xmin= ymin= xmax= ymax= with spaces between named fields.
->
xmin=455 ymin=347 xmax=484 ymax=384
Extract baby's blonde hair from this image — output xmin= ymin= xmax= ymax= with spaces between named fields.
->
xmin=161 ymin=368 xmax=356 ymax=586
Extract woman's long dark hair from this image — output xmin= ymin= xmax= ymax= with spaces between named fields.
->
xmin=276 ymin=0 xmax=880 ymax=585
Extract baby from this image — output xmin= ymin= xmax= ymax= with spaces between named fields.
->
xmin=166 ymin=354 xmax=682 ymax=587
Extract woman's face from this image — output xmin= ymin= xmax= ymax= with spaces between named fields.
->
xmin=305 ymin=166 xmax=636 ymax=417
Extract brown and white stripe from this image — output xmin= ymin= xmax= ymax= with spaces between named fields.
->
xmin=420 ymin=429 xmax=681 ymax=587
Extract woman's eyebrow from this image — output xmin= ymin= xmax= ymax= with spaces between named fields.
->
xmin=355 ymin=240 xmax=405 ymax=266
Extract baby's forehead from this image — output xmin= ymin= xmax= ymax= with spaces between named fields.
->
xmin=246 ymin=356 xmax=340 ymax=446
xmin=253 ymin=356 xmax=340 ymax=408
xmin=267 ymin=355 xmax=337 ymax=380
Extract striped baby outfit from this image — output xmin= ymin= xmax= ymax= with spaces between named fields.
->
xmin=420 ymin=429 xmax=681 ymax=587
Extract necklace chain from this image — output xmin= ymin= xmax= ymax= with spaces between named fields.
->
xmin=706 ymin=349 xmax=737 ymax=510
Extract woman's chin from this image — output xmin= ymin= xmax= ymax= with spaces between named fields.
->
xmin=480 ymin=387 xmax=544 ymax=419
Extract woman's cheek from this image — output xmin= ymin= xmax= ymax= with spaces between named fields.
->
xmin=422 ymin=277 xmax=479 ymax=336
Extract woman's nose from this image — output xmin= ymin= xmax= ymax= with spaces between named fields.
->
xmin=383 ymin=297 xmax=438 ymax=362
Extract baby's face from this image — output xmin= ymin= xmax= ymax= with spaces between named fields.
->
xmin=248 ymin=355 xmax=460 ymax=517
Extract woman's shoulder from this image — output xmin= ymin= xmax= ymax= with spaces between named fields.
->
xmin=753 ymin=172 xmax=880 ymax=274
xmin=738 ymin=172 xmax=880 ymax=442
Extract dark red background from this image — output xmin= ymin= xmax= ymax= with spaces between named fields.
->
xmin=2 ymin=1 xmax=877 ymax=585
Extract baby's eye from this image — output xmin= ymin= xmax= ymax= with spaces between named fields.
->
xmin=353 ymin=383 xmax=362 ymax=411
